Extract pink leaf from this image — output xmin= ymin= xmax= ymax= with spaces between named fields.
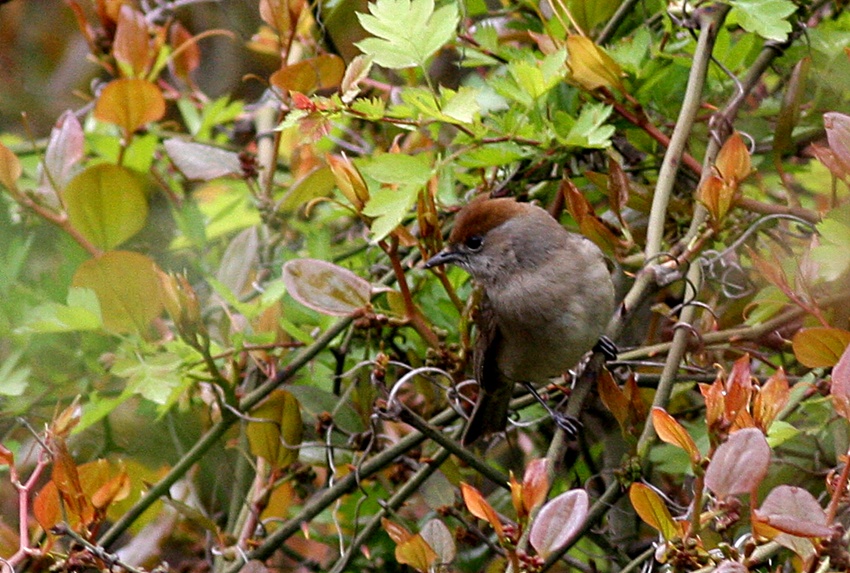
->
xmin=529 ymin=489 xmax=588 ymax=558
xmin=704 ymin=428 xmax=770 ymax=497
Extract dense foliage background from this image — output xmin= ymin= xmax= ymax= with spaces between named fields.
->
xmin=1 ymin=0 xmax=850 ymax=571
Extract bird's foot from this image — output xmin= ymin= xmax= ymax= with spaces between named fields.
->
xmin=593 ymin=335 xmax=618 ymax=362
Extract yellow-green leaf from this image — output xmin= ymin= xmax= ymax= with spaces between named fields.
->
xmin=71 ymin=251 xmax=163 ymax=334
xmin=792 ymin=327 xmax=850 ymax=368
xmin=95 ymin=78 xmax=166 ymax=135
xmin=62 ymin=164 xmax=149 ymax=250
xmin=247 ymin=390 xmax=303 ymax=470
xmin=566 ymin=35 xmax=624 ymax=92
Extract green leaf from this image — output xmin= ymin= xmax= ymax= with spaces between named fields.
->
xmin=112 ymin=352 xmax=185 ymax=405
xmin=16 ymin=288 xmax=103 ymax=334
xmin=558 ymin=103 xmax=615 ymax=148
xmin=363 ymin=185 xmax=420 ymax=242
xmin=359 ymin=153 xmax=433 ymax=187
xmin=812 ymin=204 xmax=850 ymax=282
xmin=0 ymin=350 xmax=30 ymax=397
xmin=728 ymin=0 xmax=796 ymax=42
xmin=355 ymin=0 xmax=459 ymax=69
xmin=62 ymin=164 xmax=149 ymax=250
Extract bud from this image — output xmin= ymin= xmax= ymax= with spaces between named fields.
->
xmin=328 ymin=154 xmax=369 ymax=211
xmin=157 ymin=271 xmax=206 ymax=344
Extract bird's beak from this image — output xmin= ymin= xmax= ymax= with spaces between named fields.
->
xmin=424 ymin=249 xmax=461 ymax=269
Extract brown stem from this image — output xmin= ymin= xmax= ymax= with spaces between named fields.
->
xmin=381 ymin=236 xmax=441 ymax=347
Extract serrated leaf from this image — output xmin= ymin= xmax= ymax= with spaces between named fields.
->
xmin=562 ymin=103 xmax=615 ymax=148
xmin=362 ymin=185 xmax=419 ymax=242
xmin=62 ymin=163 xmax=149 ymax=250
xmin=355 ymin=0 xmax=459 ymax=69
xmin=728 ymin=0 xmax=796 ymax=42
xmin=282 ymin=258 xmax=372 ymax=316
xmin=17 ymin=288 xmax=103 ymax=334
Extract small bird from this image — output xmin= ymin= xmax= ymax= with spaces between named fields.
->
xmin=425 ymin=196 xmax=616 ymax=445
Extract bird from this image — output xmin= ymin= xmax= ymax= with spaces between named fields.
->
xmin=425 ymin=196 xmax=616 ymax=445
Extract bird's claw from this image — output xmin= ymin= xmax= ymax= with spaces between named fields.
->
xmin=593 ymin=335 xmax=618 ymax=362
xmin=553 ymin=413 xmax=582 ymax=436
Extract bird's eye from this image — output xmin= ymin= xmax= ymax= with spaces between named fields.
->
xmin=464 ymin=235 xmax=484 ymax=251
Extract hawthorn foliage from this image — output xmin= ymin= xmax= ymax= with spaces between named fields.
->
xmin=1 ymin=0 xmax=850 ymax=572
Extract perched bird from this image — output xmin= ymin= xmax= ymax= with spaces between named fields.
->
xmin=425 ymin=196 xmax=616 ymax=445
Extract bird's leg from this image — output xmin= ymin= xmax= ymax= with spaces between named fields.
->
xmin=522 ymin=382 xmax=582 ymax=436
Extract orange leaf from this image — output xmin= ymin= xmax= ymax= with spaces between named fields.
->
xmin=651 ymin=407 xmax=701 ymax=465
xmin=460 ymin=482 xmax=504 ymax=540
xmin=0 ymin=140 xmax=22 ymax=191
xmin=522 ymin=458 xmax=549 ymax=515
xmin=792 ymin=327 xmax=850 ymax=368
xmin=113 ymin=5 xmax=154 ymax=77
xmin=725 ymin=354 xmax=753 ymax=425
xmin=753 ymin=369 xmax=790 ymax=431
xmin=396 ymin=534 xmax=438 ymax=572
xmin=94 ymin=78 xmax=165 ymax=135
xmin=382 ymin=517 xmax=413 ymax=544
xmin=629 ymin=483 xmax=679 ymax=541
xmin=91 ymin=469 xmax=131 ymax=509
xmin=697 ymin=174 xmax=735 ymax=222
xmin=169 ymin=22 xmax=201 ymax=80
xmin=270 ymin=55 xmax=346 ymax=95
xmin=715 ymin=132 xmax=751 ymax=184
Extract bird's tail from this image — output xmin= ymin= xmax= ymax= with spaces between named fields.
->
xmin=460 ymin=381 xmax=514 ymax=446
